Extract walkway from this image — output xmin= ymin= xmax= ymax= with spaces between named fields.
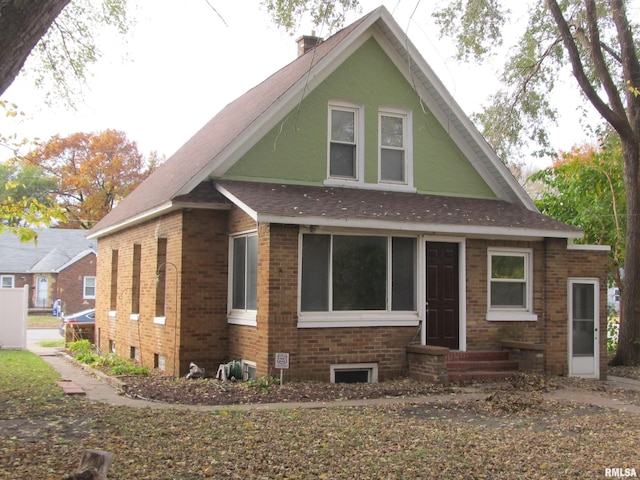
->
xmin=28 ymin=344 xmax=640 ymax=414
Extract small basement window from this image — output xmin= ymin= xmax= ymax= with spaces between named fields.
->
xmin=154 ymin=353 xmax=166 ymax=371
xmin=330 ymin=363 xmax=378 ymax=383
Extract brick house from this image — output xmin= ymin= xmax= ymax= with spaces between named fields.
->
xmin=0 ymin=229 xmax=97 ymax=315
xmin=88 ymin=7 xmax=609 ymax=382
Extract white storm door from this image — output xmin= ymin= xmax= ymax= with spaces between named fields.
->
xmin=36 ymin=276 xmax=49 ymax=308
xmin=568 ymin=279 xmax=599 ymax=378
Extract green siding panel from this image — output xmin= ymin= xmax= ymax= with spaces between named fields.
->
xmin=223 ymin=37 xmax=497 ymax=199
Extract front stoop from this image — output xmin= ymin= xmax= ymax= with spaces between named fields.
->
xmin=447 ymin=351 xmax=519 ymax=383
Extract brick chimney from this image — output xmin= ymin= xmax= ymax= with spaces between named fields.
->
xmin=296 ymin=32 xmax=323 ymax=57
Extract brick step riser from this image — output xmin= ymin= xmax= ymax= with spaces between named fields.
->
xmin=446 ymin=360 xmax=519 ymax=372
xmin=446 ymin=351 xmax=510 ymax=362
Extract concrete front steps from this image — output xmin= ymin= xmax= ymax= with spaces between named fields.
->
xmin=447 ymin=351 xmax=519 ymax=383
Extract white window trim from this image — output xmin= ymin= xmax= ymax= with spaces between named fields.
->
xmin=297 ymin=230 xmax=419 ymax=328
xmin=242 ymin=360 xmax=257 ymax=381
xmin=486 ymin=247 xmax=537 ymax=321
xmin=1 ymin=275 xmax=15 ymax=288
xmin=83 ymin=276 xmax=96 ymax=299
xmin=227 ymin=231 xmax=258 ymax=327
xmin=330 ymin=363 xmax=378 ymax=383
xmin=325 ymin=100 xmax=364 ymax=185
xmin=378 ymin=107 xmax=413 ymax=187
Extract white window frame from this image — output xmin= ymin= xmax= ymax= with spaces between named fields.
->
xmin=83 ymin=276 xmax=96 ymax=299
xmin=242 ymin=360 xmax=257 ymax=381
xmin=330 ymin=363 xmax=378 ymax=383
xmin=228 ymin=231 xmax=258 ymax=326
xmin=1 ymin=275 xmax=15 ymax=288
xmin=298 ymin=229 xmax=419 ymax=328
xmin=378 ymin=107 xmax=413 ymax=187
xmin=486 ymin=247 xmax=537 ymax=321
xmin=325 ymin=101 xmax=364 ymax=185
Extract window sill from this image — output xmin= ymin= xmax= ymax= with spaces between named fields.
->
xmin=153 ymin=316 xmax=166 ymax=325
xmin=486 ymin=311 xmax=538 ymax=322
xmin=130 ymin=314 xmax=140 ymax=321
xmin=228 ymin=311 xmax=257 ymax=327
xmin=298 ymin=312 xmax=419 ymax=328
xmin=324 ymin=178 xmax=363 ymax=188
xmin=323 ymin=178 xmax=416 ymax=193
xmin=108 ymin=311 xmax=116 ymax=318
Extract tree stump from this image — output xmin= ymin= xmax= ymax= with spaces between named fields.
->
xmin=61 ymin=449 xmax=114 ymax=480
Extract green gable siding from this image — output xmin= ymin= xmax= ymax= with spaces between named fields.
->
xmin=223 ymin=37 xmax=497 ymax=199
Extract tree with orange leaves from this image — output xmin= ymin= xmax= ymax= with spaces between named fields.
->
xmin=24 ymin=129 xmax=158 ymax=229
xmin=531 ymin=130 xmax=625 ymax=305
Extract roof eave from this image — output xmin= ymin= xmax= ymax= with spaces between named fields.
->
xmin=87 ymin=201 xmax=232 ymax=240
xmin=256 ymin=213 xmax=583 ymax=240
xmin=54 ymin=248 xmax=96 ymax=273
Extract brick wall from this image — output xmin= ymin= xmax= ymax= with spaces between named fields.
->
xmin=566 ymin=244 xmax=609 ymax=380
xmin=95 ymin=203 xmax=609 ymax=382
xmin=466 ymin=237 xmax=608 ymax=378
xmin=57 ymin=253 xmax=96 ymax=314
xmin=465 ymin=239 xmax=546 ymax=350
xmin=95 ymin=208 xmax=230 ymax=377
xmin=230 ymin=223 xmax=420 ymax=382
xmin=178 ymin=209 xmax=230 ymax=374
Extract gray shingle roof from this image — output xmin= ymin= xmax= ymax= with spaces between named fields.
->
xmin=216 ymin=180 xmax=581 ymax=238
xmin=0 ymin=229 xmax=96 ymax=273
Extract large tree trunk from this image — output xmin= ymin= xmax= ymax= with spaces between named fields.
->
xmin=612 ymin=141 xmax=640 ymax=366
xmin=0 ymin=0 xmax=70 ymax=96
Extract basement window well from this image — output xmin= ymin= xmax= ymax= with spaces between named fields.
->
xmin=330 ymin=363 xmax=378 ymax=383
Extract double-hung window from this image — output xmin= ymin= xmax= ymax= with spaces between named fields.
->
xmin=83 ymin=276 xmax=96 ymax=299
xmin=487 ymin=248 xmax=536 ymax=321
xmin=230 ymin=233 xmax=258 ymax=324
xmin=328 ymin=102 xmax=362 ymax=181
xmin=300 ymin=233 xmax=417 ymax=326
xmin=1 ymin=275 xmax=14 ymax=288
xmin=379 ymin=108 xmax=412 ymax=185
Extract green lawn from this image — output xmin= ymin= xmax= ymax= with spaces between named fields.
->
xmin=0 ymin=350 xmax=62 ymax=403
xmin=27 ymin=315 xmax=60 ymax=328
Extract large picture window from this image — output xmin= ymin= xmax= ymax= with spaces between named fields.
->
xmin=231 ymin=234 xmax=258 ymax=311
xmin=487 ymin=248 xmax=536 ymax=321
xmin=301 ymin=233 xmax=416 ymax=313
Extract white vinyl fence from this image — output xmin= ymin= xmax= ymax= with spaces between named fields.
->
xmin=0 ymin=285 xmax=29 ymax=349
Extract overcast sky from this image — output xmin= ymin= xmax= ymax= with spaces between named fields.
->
xmin=1 ymin=0 xmax=593 ymax=169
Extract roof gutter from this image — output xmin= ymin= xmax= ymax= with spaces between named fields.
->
xmin=87 ymin=201 xmax=231 ymax=240
xmin=256 ymin=213 xmax=583 ymax=240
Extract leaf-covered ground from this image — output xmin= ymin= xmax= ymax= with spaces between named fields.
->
xmin=2 ymin=352 xmax=640 ymax=479
xmin=2 ymin=391 xmax=640 ymax=479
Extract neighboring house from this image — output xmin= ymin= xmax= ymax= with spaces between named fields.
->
xmin=0 ymin=229 xmax=97 ymax=315
xmin=608 ymin=286 xmax=621 ymax=314
xmin=88 ymin=7 xmax=609 ymax=382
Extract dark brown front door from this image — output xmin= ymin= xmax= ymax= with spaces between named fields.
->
xmin=426 ymin=242 xmax=459 ymax=349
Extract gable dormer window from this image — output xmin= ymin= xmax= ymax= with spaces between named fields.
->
xmin=379 ymin=108 xmax=412 ymax=185
xmin=328 ymin=102 xmax=362 ymax=181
